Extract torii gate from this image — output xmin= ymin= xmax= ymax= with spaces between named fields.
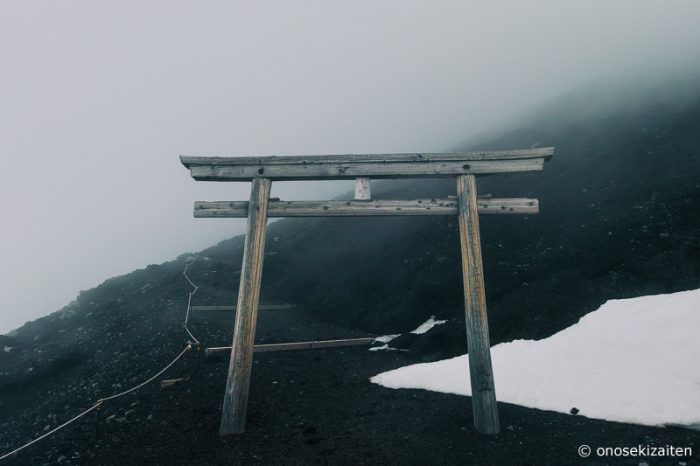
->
xmin=181 ymin=147 xmax=554 ymax=436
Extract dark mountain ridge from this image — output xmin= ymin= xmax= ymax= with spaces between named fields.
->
xmin=210 ymin=69 xmax=700 ymax=356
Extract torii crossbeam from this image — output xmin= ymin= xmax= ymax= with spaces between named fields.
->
xmin=181 ymin=147 xmax=554 ymax=436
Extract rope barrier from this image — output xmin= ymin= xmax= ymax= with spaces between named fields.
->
xmin=0 ymin=344 xmax=191 ymax=461
xmin=0 ymin=257 xmax=203 ymax=462
xmin=182 ymin=256 xmax=201 ymax=345
xmin=95 ymin=343 xmax=192 ymax=404
xmin=0 ymin=404 xmax=101 ymax=461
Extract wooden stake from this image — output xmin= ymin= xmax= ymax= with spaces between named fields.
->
xmin=205 ymin=337 xmax=376 ymax=355
xmin=456 ymin=174 xmax=500 ymax=434
xmin=354 ymin=177 xmax=371 ymax=200
xmin=220 ymin=177 xmax=271 ymax=435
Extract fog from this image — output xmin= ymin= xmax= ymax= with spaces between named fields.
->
xmin=1 ymin=1 xmax=699 ymax=333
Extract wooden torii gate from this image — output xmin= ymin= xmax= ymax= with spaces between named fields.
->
xmin=181 ymin=147 xmax=554 ymax=436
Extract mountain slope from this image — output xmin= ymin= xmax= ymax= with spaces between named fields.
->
xmin=2 ymin=72 xmax=700 ymax=464
xmin=235 ymin=71 xmax=700 ymax=356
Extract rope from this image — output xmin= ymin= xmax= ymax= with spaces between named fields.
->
xmin=182 ymin=256 xmax=201 ymax=345
xmin=96 ymin=343 xmax=192 ymax=403
xmin=0 ymin=256 xmax=203 ymax=462
xmin=0 ymin=404 xmax=100 ymax=461
xmin=0 ymin=343 xmax=191 ymax=461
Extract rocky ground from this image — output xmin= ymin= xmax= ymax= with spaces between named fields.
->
xmin=1 ymin=304 xmax=698 ymax=466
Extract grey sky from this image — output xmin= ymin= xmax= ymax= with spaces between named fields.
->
xmin=1 ymin=1 xmax=699 ymax=333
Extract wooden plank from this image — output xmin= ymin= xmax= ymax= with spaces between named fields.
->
xmin=193 ymin=198 xmax=538 ymax=218
xmin=191 ymin=304 xmax=296 ymax=311
xmin=220 ymin=177 xmax=271 ymax=436
xmin=205 ymin=337 xmax=376 ymax=356
xmin=180 ymin=147 xmax=554 ymax=167
xmin=354 ymin=177 xmax=371 ymax=200
xmin=160 ymin=377 xmax=186 ymax=388
xmin=457 ymin=174 xmax=500 ymax=434
xmin=255 ymin=338 xmax=375 ymax=352
xmin=184 ymin=158 xmax=546 ymax=181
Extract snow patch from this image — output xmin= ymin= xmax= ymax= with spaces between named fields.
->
xmin=374 ymin=334 xmax=400 ymax=344
xmin=3 ymin=345 xmax=12 ymax=353
xmin=372 ymin=289 xmax=700 ymax=428
xmin=369 ymin=344 xmax=397 ymax=352
xmin=411 ymin=316 xmax=447 ymax=335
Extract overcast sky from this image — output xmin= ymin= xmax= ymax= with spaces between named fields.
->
xmin=1 ymin=1 xmax=699 ymax=333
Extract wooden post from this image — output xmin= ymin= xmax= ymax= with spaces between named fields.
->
xmin=354 ymin=177 xmax=371 ymax=200
xmin=456 ymin=174 xmax=500 ymax=434
xmin=220 ymin=177 xmax=271 ymax=435
xmin=183 ymin=148 xmax=554 ymax=434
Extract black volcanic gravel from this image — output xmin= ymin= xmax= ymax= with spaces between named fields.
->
xmin=1 ymin=325 xmax=698 ymax=465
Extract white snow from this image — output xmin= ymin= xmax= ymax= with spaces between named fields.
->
xmin=374 ymin=334 xmax=400 ymax=344
xmin=371 ymin=288 xmax=700 ymax=428
xmin=369 ymin=344 xmax=397 ymax=352
xmin=411 ymin=316 xmax=448 ymax=335
xmin=3 ymin=345 xmax=12 ymax=353
xmin=369 ymin=335 xmax=400 ymax=352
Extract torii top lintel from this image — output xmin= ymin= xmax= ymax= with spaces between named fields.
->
xmin=180 ymin=147 xmax=554 ymax=182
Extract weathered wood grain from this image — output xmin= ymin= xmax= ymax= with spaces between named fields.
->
xmin=193 ymin=198 xmax=538 ymax=217
xmin=220 ymin=177 xmax=271 ymax=436
xmin=160 ymin=378 xmax=186 ymax=388
xmin=205 ymin=337 xmax=375 ymax=356
xmin=457 ymin=174 xmax=500 ymax=434
xmin=180 ymin=147 xmax=554 ymax=167
xmin=182 ymin=147 xmax=554 ymax=435
xmin=354 ymin=177 xmax=371 ymax=200
xmin=184 ymin=158 xmax=546 ymax=181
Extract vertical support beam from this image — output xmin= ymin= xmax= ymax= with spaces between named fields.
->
xmin=456 ymin=174 xmax=500 ymax=434
xmin=354 ymin=176 xmax=371 ymax=200
xmin=220 ymin=177 xmax=271 ymax=435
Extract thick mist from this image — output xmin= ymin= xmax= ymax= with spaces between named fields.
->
xmin=1 ymin=0 xmax=699 ymax=333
